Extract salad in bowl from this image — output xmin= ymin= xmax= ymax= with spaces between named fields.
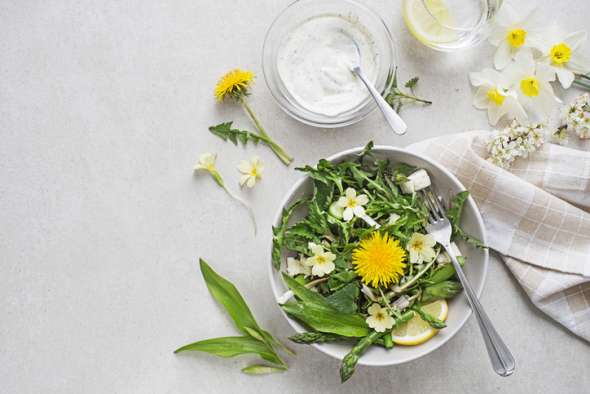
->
xmin=269 ymin=142 xmax=488 ymax=382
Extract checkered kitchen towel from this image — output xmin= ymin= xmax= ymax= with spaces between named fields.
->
xmin=408 ymin=131 xmax=590 ymax=342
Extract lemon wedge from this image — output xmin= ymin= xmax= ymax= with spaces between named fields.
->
xmin=391 ymin=299 xmax=448 ymax=346
xmin=402 ymin=0 xmax=458 ymax=45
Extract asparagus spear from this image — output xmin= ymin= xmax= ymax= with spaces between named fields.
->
xmin=340 ymin=311 xmax=415 ymax=382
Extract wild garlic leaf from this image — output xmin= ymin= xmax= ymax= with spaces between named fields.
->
xmin=241 ymin=364 xmax=287 ymax=375
xmin=282 ymin=273 xmax=334 ymax=310
xmin=208 ymin=121 xmax=261 ymax=146
xmin=281 ymin=301 xmax=369 ymax=337
xmin=174 ymin=336 xmax=282 ymax=365
xmin=199 ymin=259 xmax=261 ymax=335
xmin=326 ymin=282 xmax=360 ymax=314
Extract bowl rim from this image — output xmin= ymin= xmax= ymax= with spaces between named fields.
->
xmin=261 ymin=0 xmax=397 ymax=128
xmin=268 ymin=145 xmax=489 ymax=366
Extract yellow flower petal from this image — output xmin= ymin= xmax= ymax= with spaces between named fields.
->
xmin=215 ymin=69 xmax=254 ymax=101
xmin=353 ymin=232 xmax=406 ymax=288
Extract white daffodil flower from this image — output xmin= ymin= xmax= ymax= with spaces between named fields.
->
xmin=469 ymin=67 xmax=527 ymax=125
xmin=538 ymin=30 xmax=590 ymax=88
xmin=407 ymin=232 xmax=437 ymax=264
xmin=336 ymin=188 xmax=369 ymax=222
xmin=488 ymin=4 xmax=548 ymax=70
xmin=305 ymin=242 xmax=336 ymax=277
xmin=504 ymin=50 xmax=560 ymax=121
xmin=286 ymin=256 xmax=311 ymax=277
xmin=237 ymin=156 xmax=264 ymax=188
xmin=366 ymin=304 xmax=395 ymax=333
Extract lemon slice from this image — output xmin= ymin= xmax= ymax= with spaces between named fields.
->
xmin=402 ymin=0 xmax=458 ymax=45
xmin=391 ymin=299 xmax=448 ymax=346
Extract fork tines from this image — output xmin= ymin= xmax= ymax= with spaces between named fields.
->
xmin=421 ymin=188 xmax=446 ymax=222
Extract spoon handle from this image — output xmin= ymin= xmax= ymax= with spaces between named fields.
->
xmin=352 ymin=66 xmax=407 ymax=135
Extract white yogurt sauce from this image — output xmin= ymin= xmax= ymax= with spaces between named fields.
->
xmin=277 ymin=14 xmax=379 ymax=117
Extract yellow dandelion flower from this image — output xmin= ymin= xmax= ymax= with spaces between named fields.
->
xmin=353 ymin=232 xmax=406 ymax=288
xmin=214 ymin=69 xmax=254 ymax=101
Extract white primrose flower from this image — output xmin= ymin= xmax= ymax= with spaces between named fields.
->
xmin=286 ymin=255 xmax=311 ymax=277
xmin=562 ymin=93 xmax=590 ymax=139
xmin=336 ymin=188 xmax=369 ymax=222
xmin=366 ymin=304 xmax=395 ymax=332
xmin=470 ymin=67 xmax=527 ymax=125
xmin=237 ymin=156 xmax=264 ymax=188
xmin=538 ymin=31 xmax=590 ymax=89
xmin=488 ymin=4 xmax=548 ymax=70
xmin=195 ymin=152 xmax=217 ymax=172
xmin=304 ymin=242 xmax=336 ymax=277
xmin=194 ymin=152 xmax=257 ymax=233
xmin=487 ymin=120 xmax=545 ymax=169
xmin=407 ymin=232 xmax=436 ymax=264
xmin=504 ymin=50 xmax=560 ymax=121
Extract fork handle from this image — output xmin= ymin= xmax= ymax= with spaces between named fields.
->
xmin=445 ymin=244 xmax=516 ymax=377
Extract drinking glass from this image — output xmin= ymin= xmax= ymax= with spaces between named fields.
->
xmin=402 ymin=0 xmax=503 ymax=51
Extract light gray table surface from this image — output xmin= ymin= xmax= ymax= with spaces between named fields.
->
xmin=1 ymin=1 xmax=589 ymax=393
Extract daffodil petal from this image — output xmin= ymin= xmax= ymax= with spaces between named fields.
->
xmin=494 ymin=40 xmax=512 ymax=70
xmin=569 ymin=52 xmax=590 ymax=74
xmin=564 ymin=30 xmax=587 ymax=51
xmin=555 ymin=66 xmax=575 ymax=89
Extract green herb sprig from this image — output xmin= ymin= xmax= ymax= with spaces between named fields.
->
xmin=384 ymin=68 xmax=432 ymax=113
xmin=175 ymin=259 xmax=292 ymax=375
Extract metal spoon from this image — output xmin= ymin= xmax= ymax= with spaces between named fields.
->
xmin=347 ymin=37 xmax=407 ymax=135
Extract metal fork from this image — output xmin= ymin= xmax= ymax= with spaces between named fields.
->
xmin=421 ymin=188 xmax=516 ymax=377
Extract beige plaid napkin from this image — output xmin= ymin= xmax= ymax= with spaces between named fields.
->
xmin=408 ymin=131 xmax=590 ymax=342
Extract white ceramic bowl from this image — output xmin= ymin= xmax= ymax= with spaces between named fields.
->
xmin=269 ymin=145 xmax=489 ymax=366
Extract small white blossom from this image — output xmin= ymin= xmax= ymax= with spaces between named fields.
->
xmin=237 ymin=156 xmax=264 ymax=188
xmin=366 ymin=304 xmax=395 ymax=332
xmin=336 ymin=188 xmax=369 ymax=222
xmin=551 ymin=126 xmax=569 ymax=145
xmin=286 ymin=256 xmax=311 ymax=277
xmin=407 ymin=233 xmax=437 ymax=264
xmin=487 ymin=120 xmax=545 ymax=169
xmin=562 ymin=93 xmax=590 ymax=139
xmin=305 ymin=242 xmax=336 ymax=277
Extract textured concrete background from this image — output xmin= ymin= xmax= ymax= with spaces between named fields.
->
xmin=1 ymin=0 xmax=589 ymax=393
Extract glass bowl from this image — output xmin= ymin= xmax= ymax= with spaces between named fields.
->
xmin=262 ymin=0 xmax=397 ymax=128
